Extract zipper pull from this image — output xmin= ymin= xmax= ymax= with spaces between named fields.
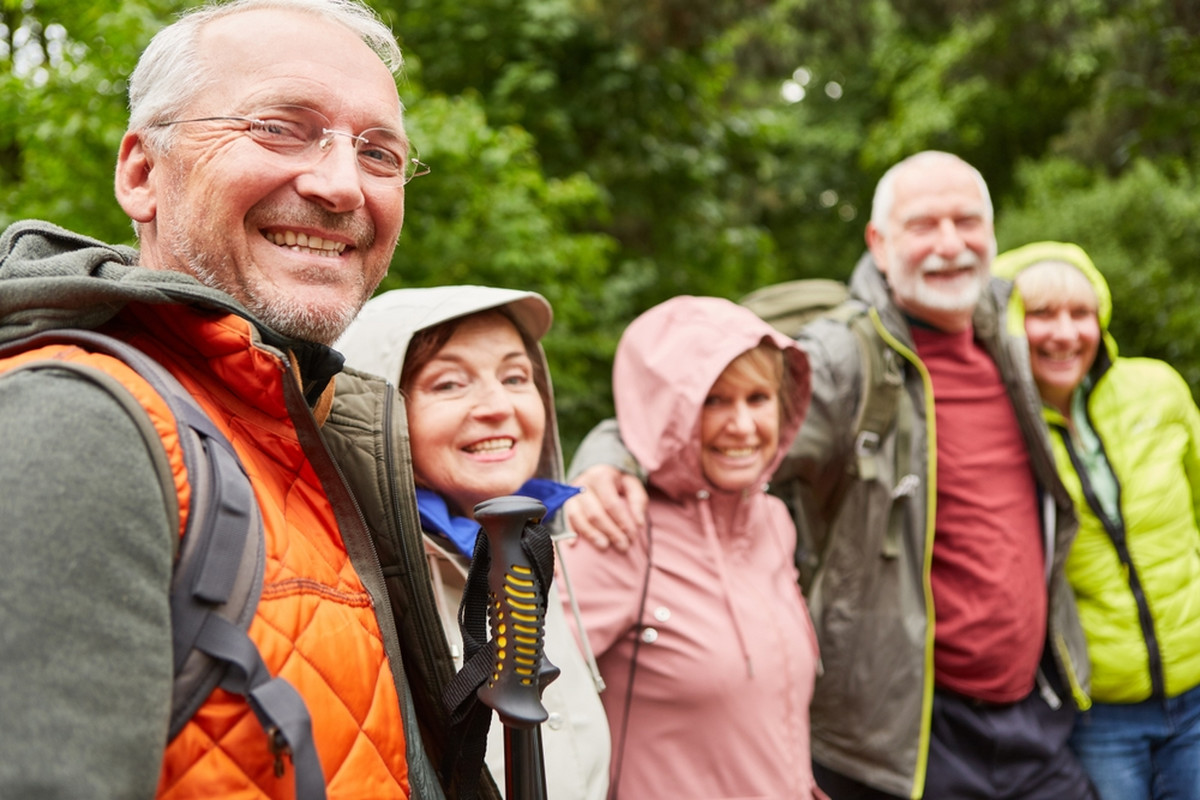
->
xmin=1036 ymin=669 xmax=1062 ymax=710
xmin=267 ymin=726 xmax=291 ymax=778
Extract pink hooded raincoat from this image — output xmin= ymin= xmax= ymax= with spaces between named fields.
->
xmin=562 ymin=295 xmax=826 ymax=799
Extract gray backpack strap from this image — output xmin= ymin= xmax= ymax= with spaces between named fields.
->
xmin=815 ymin=305 xmax=911 ymax=564
xmin=0 ymin=329 xmax=326 ymax=800
xmin=838 ymin=305 xmax=904 ymax=485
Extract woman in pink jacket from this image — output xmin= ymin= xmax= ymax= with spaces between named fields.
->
xmin=561 ymin=295 xmax=827 ymax=799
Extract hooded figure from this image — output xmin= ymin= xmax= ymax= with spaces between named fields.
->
xmin=335 ymin=285 xmax=610 ymax=800
xmin=561 ymin=295 xmax=826 ymax=800
xmin=994 ymin=242 xmax=1200 ymax=800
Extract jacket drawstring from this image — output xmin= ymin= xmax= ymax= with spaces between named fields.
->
xmin=426 ymin=545 xmax=463 ymax=668
xmin=554 ymin=536 xmax=607 ymax=693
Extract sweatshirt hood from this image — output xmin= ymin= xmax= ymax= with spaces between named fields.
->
xmin=335 ymin=285 xmax=564 ymax=483
xmin=0 ymin=220 xmax=235 ymax=339
xmin=992 ymin=240 xmax=1117 ymax=363
xmin=614 ymin=295 xmax=811 ymax=500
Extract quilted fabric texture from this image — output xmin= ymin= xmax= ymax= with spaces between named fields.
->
xmin=117 ymin=307 xmax=410 ymax=799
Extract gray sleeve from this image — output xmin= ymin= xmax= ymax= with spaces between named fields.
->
xmin=565 ymin=417 xmax=646 ymax=482
xmin=781 ymin=320 xmax=861 ymax=502
xmin=0 ymin=367 xmax=175 ymax=799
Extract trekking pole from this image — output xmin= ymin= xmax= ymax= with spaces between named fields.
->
xmin=473 ymin=495 xmax=560 ymax=800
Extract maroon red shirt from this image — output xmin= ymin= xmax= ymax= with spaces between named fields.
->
xmin=913 ymin=324 xmax=1047 ymax=703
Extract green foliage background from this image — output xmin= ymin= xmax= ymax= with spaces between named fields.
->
xmin=5 ymin=0 xmax=1200 ymax=458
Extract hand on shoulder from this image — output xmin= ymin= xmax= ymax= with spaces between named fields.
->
xmin=564 ymin=465 xmax=648 ymax=553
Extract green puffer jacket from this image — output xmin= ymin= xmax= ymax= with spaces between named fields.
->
xmin=994 ymin=241 xmax=1200 ymax=704
xmin=786 ymin=253 xmax=1088 ymax=798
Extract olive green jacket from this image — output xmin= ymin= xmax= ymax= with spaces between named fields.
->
xmin=793 ymin=253 xmax=1088 ymax=798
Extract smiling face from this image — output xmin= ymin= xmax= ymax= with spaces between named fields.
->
xmin=116 ymin=8 xmax=406 ymax=344
xmin=1016 ymin=262 xmax=1101 ymax=416
xmin=404 ymin=312 xmax=546 ymax=518
xmin=699 ymin=348 xmax=782 ymax=492
xmin=867 ymin=154 xmax=996 ymax=332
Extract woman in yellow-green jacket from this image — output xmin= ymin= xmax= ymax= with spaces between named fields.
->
xmin=993 ymin=241 xmax=1200 ymax=800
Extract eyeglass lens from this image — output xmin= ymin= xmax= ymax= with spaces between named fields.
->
xmin=245 ymin=106 xmax=425 ymax=183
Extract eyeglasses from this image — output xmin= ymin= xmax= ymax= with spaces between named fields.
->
xmin=153 ymin=105 xmax=431 ymax=185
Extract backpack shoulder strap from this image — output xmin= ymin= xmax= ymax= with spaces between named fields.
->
xmin=840 ymin=308 xmax=913 ymax=559
xmin=787 ymin=298 xmax=904 ymax=486
xmin=0 ymin=328 xmax=326 ymax=800
xmin=841 ymin=305 xmax=904 ymax=481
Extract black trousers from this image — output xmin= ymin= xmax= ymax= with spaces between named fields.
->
xmin=814 ymin=680 xmax=1098 ymax=799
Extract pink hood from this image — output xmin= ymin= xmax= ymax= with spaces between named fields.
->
xmin=614 ymin=295 xmax=811 ymax=500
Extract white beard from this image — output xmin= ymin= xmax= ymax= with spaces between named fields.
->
xmin=887 ymin=245 xmax=989 ymax=318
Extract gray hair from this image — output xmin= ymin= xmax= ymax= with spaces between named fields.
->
xmin=869 ymin=151 xmax=993 ymax=234
xmin=127 ymin=0 xmax=403 ymax=147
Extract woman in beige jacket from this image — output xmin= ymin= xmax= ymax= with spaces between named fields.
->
xmin=336 ymin=285 xmax=610 ymax=800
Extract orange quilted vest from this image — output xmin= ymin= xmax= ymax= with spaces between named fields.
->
xmin=14 ymin=303 xmax=412 ymax=799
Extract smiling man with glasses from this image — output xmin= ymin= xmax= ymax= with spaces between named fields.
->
xmin=118 ymin=1 xmax=424 ymax=348
xmin=0 ymin=2 xmax=492 ymax=799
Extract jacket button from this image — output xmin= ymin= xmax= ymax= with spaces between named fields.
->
xmin=653 ymin=606 xmax=671 ymax=622
xmin=546 ymin=712 xmax=563 ymax=730
xmin=641 ymin=627 xmax=659 ymax=643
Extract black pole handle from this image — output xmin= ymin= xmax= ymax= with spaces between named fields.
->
xmin=473 ymin=495 xmax=559 ymax=800
xmin=472 ymin=495 xmax=559 ymax=726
